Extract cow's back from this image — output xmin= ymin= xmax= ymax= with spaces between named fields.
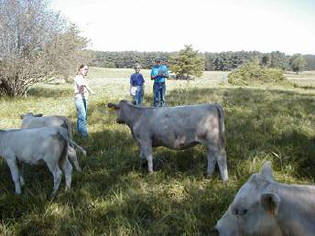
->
xmin=136 ymin=104 xmax=222 ymax=149
xmin=3 ymin=127 xmax=67 ymax=164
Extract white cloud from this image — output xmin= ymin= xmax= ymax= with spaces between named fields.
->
xmin=51 ymin=0 xmax=315 ymax=54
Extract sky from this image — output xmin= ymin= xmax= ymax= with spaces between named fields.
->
xmin=51 ymin=0 xmax=315 ymax=55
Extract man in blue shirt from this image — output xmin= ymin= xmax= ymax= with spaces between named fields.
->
xmin=130 ymin=64 xmax=145 ymax=105
xmin=151 ymin=58 xmax=169 ymax=107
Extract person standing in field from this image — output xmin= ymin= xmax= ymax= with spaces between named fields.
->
xmin=130 ymin=63 xmax=145 ymax=105
xmin=151 ymin=58 xmax=169 ymax=107
xmin=74 ymin=64 xmax=95 ymax=138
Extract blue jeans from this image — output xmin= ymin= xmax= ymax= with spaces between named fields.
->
xmin=75 ymin=98 xmax=88 ymax=137
xmin=153 ymin=82 xmax=166 ymax=107
xmin=132 ymin=86 xmax=144 ymax=105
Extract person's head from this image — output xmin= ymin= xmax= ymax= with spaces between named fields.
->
xmin=155 ymin=58 xmax=162 ymax=65
xmin=78 ymin=64 xmax=89 ymax=76
xmin=134 ymin=63 xmax=141 ymax=73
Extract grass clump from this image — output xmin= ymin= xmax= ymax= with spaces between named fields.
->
xmin=228 ymin=61 xmax=286 ymax=86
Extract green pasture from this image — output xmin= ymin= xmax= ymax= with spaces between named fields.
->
xmin=0 ymin=68 xmax=315 ymax=235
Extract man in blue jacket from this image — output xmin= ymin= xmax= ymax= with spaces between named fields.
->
xmin=151 ymin=58 xmax=169 ymax=107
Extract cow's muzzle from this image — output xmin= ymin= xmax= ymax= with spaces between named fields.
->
xmin=209 ymin=227 xmax=219 ymax=236
xmin=108 ymin=103 xmax=119 ymax=110
xmin=116 ymin=119 xmax=125 ymax=124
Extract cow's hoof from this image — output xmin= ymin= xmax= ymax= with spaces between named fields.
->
xmin=50 ymin=193 xmax=56 ymax=200
xmin=140 ymin=161 xmax=147 ymax=169
xmin=153 ymin=158 xmax=163 ymax=171
xmin=206 ymin=173 xmax=213 ymax=179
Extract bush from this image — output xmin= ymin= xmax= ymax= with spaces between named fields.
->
xmin=0 ymin=0 xmax=89 ymax=96
xmin=228 ymin=62 xmax=285 ymax=86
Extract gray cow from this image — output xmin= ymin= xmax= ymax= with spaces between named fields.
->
xmin=0 ymin=127 xmax=73 ymax=197
xmin=108 ymin=100 xmax=228 ymax=181
xmin=214 ymin=161 xmax=315 ymax=236
xmin=20 ymin=113 xmax=86 ymax=172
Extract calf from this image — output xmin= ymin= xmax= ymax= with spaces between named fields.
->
xmin=214 ymin=161 xmax=315 ymax=236
xmin=20 ymin=113 xmax=86 ymax=172
xmin=0 ymin=127 xmax=73 ymax=197
xmin=108 ymin=100 xmax=228 ymax=181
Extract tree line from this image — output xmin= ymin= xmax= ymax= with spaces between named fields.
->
xmin=89 ymin=50 xmax=315 ymax=72
xmin=1 ymin=0 xmax=314 ymax=97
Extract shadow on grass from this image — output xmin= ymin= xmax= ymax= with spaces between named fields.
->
xmin=27 ymin=86 xmax=72 ymax=98
xmin=1 ymin=85 xmax=314 ymax=235
xmin=84 ymin=86 xmax=315 ymax=180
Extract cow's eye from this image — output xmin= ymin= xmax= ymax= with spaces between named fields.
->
xmin=241 ymin=208 xmax=248 ymax=215
xmin=232 ymin=207 xmax=248 ymax=216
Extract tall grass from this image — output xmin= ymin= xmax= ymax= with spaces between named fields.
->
xmin=0 ymin=68 xmax=315 ymax=235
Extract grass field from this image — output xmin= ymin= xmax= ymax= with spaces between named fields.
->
xmin=0 ymin=68 xmax=315 ymax=235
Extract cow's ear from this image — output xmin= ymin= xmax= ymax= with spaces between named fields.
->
xmin=108 ymin=103 xmax=120 ymax=110
xmin=34 ymin=113 xmax=43 ymax=117
xmin=261 ymin=192 xmax=280 ymax=215
xmin=260 ymin=161 xmax=274 ymax=180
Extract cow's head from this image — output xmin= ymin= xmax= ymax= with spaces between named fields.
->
xmin=20 ymin=112 xmax=43 ymax=119
xmin=215 ymin=161 xmax=281 ymax=236
xmin=107 ymin=100 xmax=130 ymax=124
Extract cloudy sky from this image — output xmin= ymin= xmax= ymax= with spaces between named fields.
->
xmin=51 ymin=0 xmax=315 ymax=54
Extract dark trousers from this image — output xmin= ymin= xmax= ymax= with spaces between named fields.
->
xmin=153 ymin=82 xmax=166 ymax=107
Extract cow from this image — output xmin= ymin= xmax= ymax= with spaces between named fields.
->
xmin=108 ymin=100 xmax=228 ymax=181
xmin=214 ymin=161 xmax=315 ymax=236
xmin=0 ymin=127 xmax=73 ymax=197
xmin=20 ymin=113 xmax=86 ymax=172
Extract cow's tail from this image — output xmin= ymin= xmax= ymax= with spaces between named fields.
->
xmin=58 ymin=131 xmax=69 ymax=168
xmin=69 ymin=139 xmax=87 ymax=156
xmin=57 ymin=127 xmax=86 ymax=156
xmin=66 ymin=118 xmax=73 ymax=140
xmin=61 ymin=118 xmax=73 ymax=140
xmin=216 ymin=104 xmax=225 ymax=150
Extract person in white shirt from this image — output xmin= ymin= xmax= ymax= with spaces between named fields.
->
xmin=74 ymin=64 xmax=95 ymax=137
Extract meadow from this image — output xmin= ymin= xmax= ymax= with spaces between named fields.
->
xmin=0 ymin=68 xmax=315 ymax=235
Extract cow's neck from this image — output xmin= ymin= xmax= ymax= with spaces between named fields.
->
xmin=273 ymin=183 xmax=315 ymax=235
xmin=122 ymin=104 xmax=142 ymax=127
xmin=0 ymin=130 xmax=6 ymax=154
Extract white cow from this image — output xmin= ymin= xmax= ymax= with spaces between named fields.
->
xmin=214 ymin=161 xmax=315 ymax=236
xmin=108 ymin=100 xmax=228 ymax=181
xmin=20 ymin=113 xmax=86 ymax=172
xmin=0 ymin=127 xmax=73 ymax=197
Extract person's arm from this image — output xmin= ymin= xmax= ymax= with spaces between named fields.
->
xmin=141 ymin=74 xmax=145 ymax=87
xmin=130 ymin=74 xmax=135 ymax=86
xmin=162 ymin=65 xmax=169 ymax=78
xmin=151 ymin=68 xmax=158 ymax=80
xmin=87 ymin=85 xmax=96 ymax=95
xmin=151 ymin=72 xmax=155 ymax=80
xmin=84 ymin=85 xmax=96 ymax=95
xmin=74 ymin=77 xmax=84 ymax=95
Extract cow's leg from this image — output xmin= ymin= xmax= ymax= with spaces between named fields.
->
xmin=18 ymin=161 xmax=25 ymax=186
xmin=217 ymin=149 xmax=228 ymax=182
xmin=139 ymin=148 xmax=147 ymax=169
xmin=6 ymin=158 xmax=21 ymax=194
xmin=140 ymin=142 xmax=153 ymax=173
xmin=60 ymin=158 xmax=73 ymax=192
xmin=46 ymin=161 xmax=62 ymax=197
xmin=68 ymin=146 xmax=81 ymax=172
xmin=207 ymin=144 xmax=228 ymax=181
xmin=206 ymin=145 xmax=216 ymax=178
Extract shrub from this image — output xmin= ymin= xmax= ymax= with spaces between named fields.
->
xmin=0 ymin=0 xmax=89 ymax=96
xmin=228 ymin=62 xmax=285 ymax=86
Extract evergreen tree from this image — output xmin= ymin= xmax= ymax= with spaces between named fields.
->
xmin=170 ymin=45 xmax=205 ymax=79
xmin=290 ymin=54 xmax=306 ymax=74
